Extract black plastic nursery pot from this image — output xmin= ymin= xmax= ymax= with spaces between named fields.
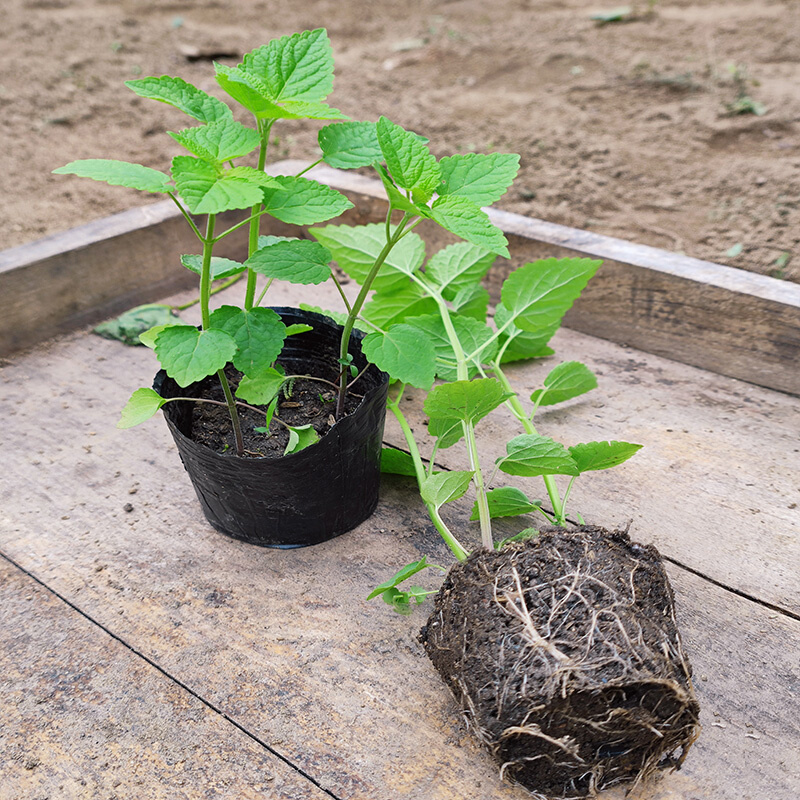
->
xmin=153 ymin=307 xmax=389 ymax=548
xmin=421 ymin=526 xmax=701 ymax=799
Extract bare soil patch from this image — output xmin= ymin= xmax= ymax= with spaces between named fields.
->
xmin=3 ymin=0 xmax=799 ymax=282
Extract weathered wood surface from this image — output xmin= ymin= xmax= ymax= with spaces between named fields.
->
xmin=0 ymin=202 xmax=251 ymax=357
xmin=284 ymin=161 xmax=800 ymax=396
xmin=0 ymin=559 xmax=332 ymax=800
xmin=1 ymin=280 xmax=798 ymax=799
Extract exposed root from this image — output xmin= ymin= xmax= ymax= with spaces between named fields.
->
xmin=420 ymin=526 xmax=701 ymax=799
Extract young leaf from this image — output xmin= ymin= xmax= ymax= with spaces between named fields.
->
xmin=501 ymin=257 xmax=602 ymax=333
xmin=531 ymin=361 xmax=598 ymax=406
xmin=424 ymin=378 xmax=510 ymax=425
xmin=375 ymin=164 xmax=432 ymax=217
xmin=427 ymin=416 xmax=465 ymax=450
xmin=498 ymin=434 xmax=580 ymax=477
xmin=420 ymin=470 xmax=474 ymax=510
xmin=568 ymin=440 xmax=642 ymax=473
xmin=235 ymin=367 xmax=286 ymax=405
xmin=242 ymin=29 xmax=334 ymax=102
xmin=319 ymin=121 xmax=381 ymax=168
xmin=426 ymin=242 xmax=496 ymax=299
xmin=260 ymin=176 xmax=353 ymax=225
xmin=310 ymin=223 xmax=425 ymax=292
xmin=284 ymin=424 xmax=320 ymax=455
xmin=245 ymin=237 xmax=331 ymax=285
xmin=361 ymin=325 xmax=437 ymax=389
xmin=207 ymin=305 xmax=287 ymax=376
xmin=362 ymin=285 xmax=437 ymax=328
xmin=117 ymin=388 xmax=166 ymax=429
xmin=469 ymin=486 xmax=542 ymax=521
xmin=171 ymin=156 xmax=263 ymax=214
xmin=154 ymin=325 xmax=237 ymax=387
xmin=285 ymin=323 xmax=313 ymax=336
xmin=437 ymin=153 xmax=520 ymax=206
xmin=367 ymin=556 xmax=433 ymax=600
xmin=139 ymin=323 xmax=179 ymax=349
xmin=125 ymin=76 xmax=232 ymax=123
xmin=53 ymin=160 xmax=171 ymax=193
xmin=380 ymin=447 xmax=419 ymax=477
xmin=376 ymin=116 xmax=439 ymax=197
xmin=496 ymin=528 xmax=539 ymax=549
xmin=180 ymin=254 xmax=246 ymax=280
xmin=495 ymin=303 xmax=558 ymax=362
xmin=214 ymin=63 xmax=282 ymax=117
xmin=430 ymin=195 xmax=510 ymax=258
xmin=451 ymin=284 xmax=490 ymax=322
xmin=168 ymin=118 xmax=261 ymax=164
xmin=94 ymin=304 xmax=176 ymax=346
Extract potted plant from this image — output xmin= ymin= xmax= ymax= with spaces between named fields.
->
xmin=332 ymin=236 xmax=701 ymax=796
xmin=54 ymin=29 xmax=518 ymax=548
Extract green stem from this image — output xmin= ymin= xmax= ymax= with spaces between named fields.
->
xmin=335 ymin=211 xmax=408 ymax=419
xmin=492 ymin=360 xmax=564 ymax=523
xmin=168 ymin=192 xmax=203 ymax=241
xmin=254 ymin=278 xmax=274 ymax=308
xmin=387 ymin=390 xmax=468 ymax=561
xmin=245 ymin=119 xmax=273 ymax=310
xmin=294 ymin=157 xmax=323 ymax=177
xmin=200 ymin=214 xmax=244 ymax=456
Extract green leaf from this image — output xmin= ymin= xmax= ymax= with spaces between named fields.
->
xmin=426 ymin=242 xmax=496 ymax=299
xmin=117 ymin=388 xmax=166 ymax=429
xmin=451 ymin=284 xmax=490 ymax=322
xmin=437 ymin=153 xmax=520 ymax=206
xmin=568 ymin=440 xmax=642 ymax=473
xmin=367 ymin=556 xmax=433 ymax=600
xmin=319 ymin=121 xmax=382 ymax=168
xmin=298 ymin=303 xmax=369 ymax=332
xmin=498 ymin=434 xmax=580 ymax=477
xmin=425 ymin=378 xmax=509 ymax=424
xmin=725 ymin=242 xmax=743 ymax=258
xmin=427 ymin=417 xmax=464 ymax=450
xmin=125 ymin=76 xmax=232 ymax=123
xmin=284 ymin=424 xmax=320 ymax=455
xmin=469 ymin=487 xmax=541 ymax=521
xmin=139 ymin=323 xmax=179 ymax=349
xmin=375 ymin=164 xmax=432 ymax=217
xmin=501 ymin=257 xmax=601 ymax=333
xmin=590 ymin=6 xmax=632 ymax=24
xmin=285 ymin=323 xmax=313 ymax=336
xmin=380 ymin=447 xmax=419 ymax=477
xmin=496 ymin=528 xmax=539 ymax=549
xmin=269 ymin=100 xmax=347 ymax=120
xmin=214 ymin=63 xmax=281 ymax=116
xmin=362 ymin=285 xmax=437 ymax=328
xmin=207 ymin=305 xmax=286 ymax=376
xmin=531 ymin=361 xmax=598 ymax=406
xmin=260 ymin=176 xmax=353 ymax=225
xmin=180 ymin=254 xmax=246 ymax=280
xmin=235 ymin=367 xmax=286 ymax=405
xmin=94 ymin=304 xmax=176 ymax=346
xmin=361 ymin=325 xmax=437 ymax=389
xmin=376 ymin=116 xmax=439 ymax=197
xmin=53 ymin=160 xmax=171 ymax=193
xmin=171 ymin=156 xmax=263 ymax=214
xmin=245 ymin=237 xmax=331 ymax=285
xmin=495 ymin=303 xmax=558 ymax=362
xmin=154 ymin=325 xmax=237 ymax=387
xmin=309 ymin=223 xmax=425 ymax=292
xmin=420 ymin=470 xmax=474 ymax=510
xmin=430 ymin=195 xmax=509 ymax=258
xmin=404 ymin=314 xmax=497 ymax=381
xmin=225 ymin=166 xmax=283 ymax=188
xmin=242 ymin=29 xmax=334 ymax=102
xmin=168 ymin=118 xmax=261 ymax=163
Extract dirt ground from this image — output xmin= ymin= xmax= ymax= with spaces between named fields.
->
xmin=3 ymin=0 xmax=799 ymax=282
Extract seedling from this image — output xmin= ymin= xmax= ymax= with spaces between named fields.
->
xmin=723 ymin=63 xmax=767 ymax=116
xmin=56 ymin=28 xmax=518 ymax=459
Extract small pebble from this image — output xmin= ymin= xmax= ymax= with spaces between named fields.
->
xmin=123 ymin=503 xmax=134 ymax=513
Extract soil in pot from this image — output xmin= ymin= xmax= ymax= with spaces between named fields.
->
xmin=191 ymin=365 xmax=364 ymax=457
xmin=420 ymin=526 xmax=700 ymax=800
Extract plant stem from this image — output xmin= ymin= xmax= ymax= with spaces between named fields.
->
xmin=173 ymin=274 xmax=244 ymax=311
xmin=200 ymin=214 xmax=244 ymax=456
xmin=387 ymin=389 xmax=468 ymax=561
xmin=335 ymin=211 xmax=408 ymax=419
xmin=492 ymin=361 xmax=565 ymax=523
xmin=167 ymin=193 xmax=203 ymax=241
xmin=245 ymin=119 xmax=273 ymax=310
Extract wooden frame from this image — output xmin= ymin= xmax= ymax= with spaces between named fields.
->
xmin=3 ymin=161 xmax=798 ymax=396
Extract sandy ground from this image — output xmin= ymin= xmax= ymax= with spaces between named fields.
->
xmin=3 ymin=0 xmax=799 ymax=282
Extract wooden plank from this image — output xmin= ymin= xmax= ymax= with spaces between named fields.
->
xmin=0 ymin=201 xmax=252 ymax=357
xmin=0 ymin=558 xmax=333 ymax=800
xmin=284 ymin=161 xmax=800 ymax=396
xmin=1 ymin=281 xmax=797 ymax=799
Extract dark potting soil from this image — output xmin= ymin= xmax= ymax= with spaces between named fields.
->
xmin=420 ymin=526 xmax=700 ymax=800
xmin=190 ymin=365 xmax=363 ymax=458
